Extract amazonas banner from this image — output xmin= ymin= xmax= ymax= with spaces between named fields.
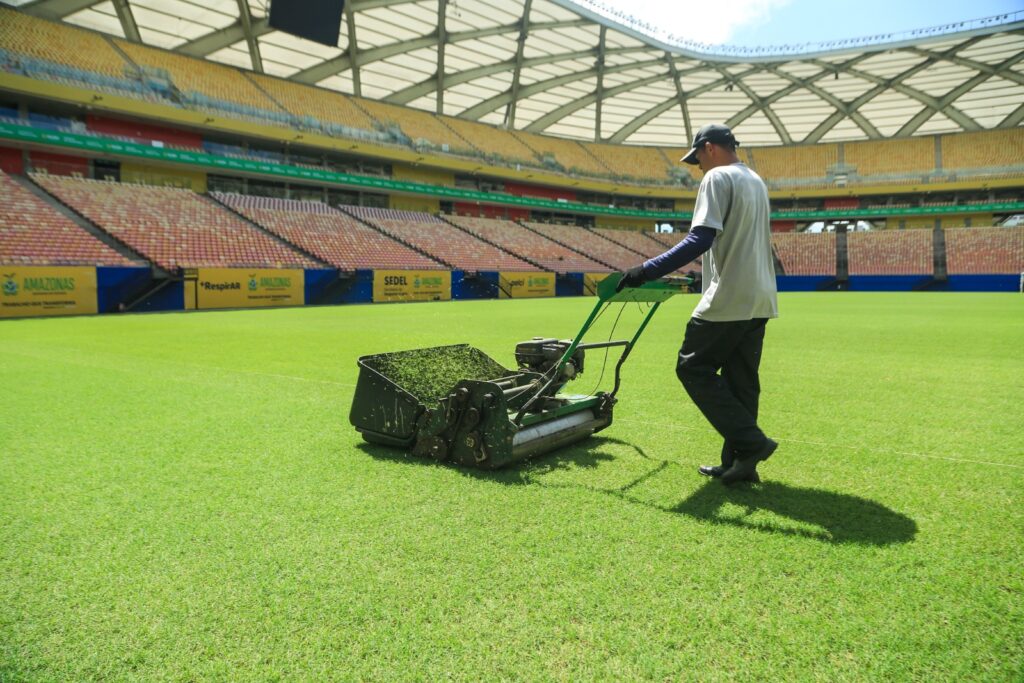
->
xmin=498 ymin=272 xmax=555 ymax=299
xmin=194 ymin=268 xmax=304 ymax=309
xmin=1 ymin=266 xmax=97 ymax=317
xmin=583 ymin=272 xmax=612 ymax=296
xmin=373 ymin=270 xmax=451 ymax=302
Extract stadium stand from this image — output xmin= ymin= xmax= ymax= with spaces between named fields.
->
xmin=593 ymin=228 xmax=664 ymax=258
xmin=342 ymin=207 xmax=535 ymax=272
xmin=657 ymin=149 xmax=704 ymax=184
xmin=115 ymin=40 xmax=284 ymax=115
xmin=248 ymin=75 xmax=377 ymax=134
xmin=215 ymin=193 xmax=442 ymax=271
xmin=944 ymin=227 xmax=1024 ymax=274
xmin=941 ymin=129 xmax=1024 ymax=176
xmin=582 ymin=143 xmax=672 ymax=183
xmin=33 ymin=174 xmax=317 ymax=271
xmin=0 ymin=170 xmax=139 ymax=266
xmin=446 ymin=216 xmax=608 ymax=273
xmin=0 ymin=7 xmax=127 ymax=79
xmin=847 ymin=229 xmax=933 ymax=275
xmin=771 ymin=232 xmax=837 ymax=276
xmin=355 ymin=99 xmax=475 ymax=155
xmin=844 ymin=137 xmax=935 ymax=178
xmin=594 ymin=227 xmax=697 ymax=272
xmin=747 ymin=144 xmax=839 ymax=181
xmin=521 ymin=222 xmax=641 ymax=270
xmin=649 ymin=231 xmax=686 ymax=249
xmin=439 ymin=118 xmax=537 ymax=167
xmin=512 ymin=131 xmax=610 ymax=176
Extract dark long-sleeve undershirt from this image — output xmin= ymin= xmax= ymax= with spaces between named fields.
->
xmin=641 ymin=226 xmax=716 ymax=280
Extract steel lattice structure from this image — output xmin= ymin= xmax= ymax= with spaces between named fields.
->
xmin=12 ymin=0 xmax=1024 ymax=146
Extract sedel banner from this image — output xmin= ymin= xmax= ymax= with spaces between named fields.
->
xmin=498 ymin=272 xmax=555 ymax=299
xmin=373 ymin=270 xmax=451 ymax=302
xmin=1 ymin=266 xmax=98 ymax=317
xmin=194 ymin=268 xmax=304 ymax=309
xmin=583 ymin=272 xmax=612 ymax=296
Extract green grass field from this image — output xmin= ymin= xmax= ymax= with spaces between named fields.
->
xmin=2 ymin=293 xmax=1022 ymax=681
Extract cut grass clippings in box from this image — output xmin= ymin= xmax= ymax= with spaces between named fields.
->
xmin=370 ymin=345 xmax=510 ymax=402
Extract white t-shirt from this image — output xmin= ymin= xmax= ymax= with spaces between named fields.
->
xmin=691 ymin=163 xmax=778 ymax=321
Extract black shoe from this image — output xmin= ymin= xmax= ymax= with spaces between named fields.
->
xmin=721 ymin=438 xmax=777 ymax=485
xmin=698 ymin=465 xmax=727 ymax=478
xmin=699 ymin=465 xmax=760 ymax=483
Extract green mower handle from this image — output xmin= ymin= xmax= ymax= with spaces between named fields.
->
xmin=597 ymin=272 xmax=692 ymax=303
xmin=512 ymin=273 xmax=691 ymax=424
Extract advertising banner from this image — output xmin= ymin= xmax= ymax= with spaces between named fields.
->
xmin=583 ymin=272 xmax=612 ymax=296
xmin=194 ymin=268 xmax=304 ymax=309
xmin=1 ymin=266 xmax=97 ymax=317
xmin=498 ymin=272 xmax=555 ymax=299
xmin=373 ymin=270 xmax=451 ymax=302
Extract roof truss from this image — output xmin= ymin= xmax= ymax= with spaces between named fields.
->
xmin=25 ymin=0 xmax=1024 ymax=145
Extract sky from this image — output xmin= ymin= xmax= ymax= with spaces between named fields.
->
xmin=598 ymin=0 xmax=1023 ymax=47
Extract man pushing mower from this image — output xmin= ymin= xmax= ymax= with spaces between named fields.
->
xmin=617 ymin=123 xmax=779 ymax=484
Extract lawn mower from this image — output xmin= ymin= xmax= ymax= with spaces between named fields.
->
xmin=349 ymin=273 xmax=689 ymax=469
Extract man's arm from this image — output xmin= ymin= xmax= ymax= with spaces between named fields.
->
xmin=616 ymin=226 xmax=716 ymax=290
xmin=616 ymin=170 xmax=725 ymax=290
xmin=640 ymin=226 xmax=716 ymax=280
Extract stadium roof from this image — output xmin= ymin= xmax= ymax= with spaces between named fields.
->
xmin=12 ymin=0 xmax=1024 ymax=146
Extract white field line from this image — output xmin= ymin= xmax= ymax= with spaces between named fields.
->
xmin=617 ymin=418 xmax=1024 ymax=470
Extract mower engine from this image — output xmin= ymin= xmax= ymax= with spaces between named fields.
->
xmin=514 ymin=337 xmax=583 ymax=395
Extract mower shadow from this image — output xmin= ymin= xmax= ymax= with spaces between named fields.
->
xmin=355 ymin=437 xmax=917 ymax=546
xmin=354 ymin=436 xmax=616 ymax=486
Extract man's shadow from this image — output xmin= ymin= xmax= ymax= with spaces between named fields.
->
xmin=356 ymin=437 xmax=916 ymax=547
xmin=670 ymin=480 xmax=917 ymax=546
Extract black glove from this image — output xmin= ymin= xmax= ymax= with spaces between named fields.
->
xmin=615 ymin=265 xmax=646 ymax=292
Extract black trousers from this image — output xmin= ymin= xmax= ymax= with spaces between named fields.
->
xmin=675 ymin=317 xmax=769 ymax=467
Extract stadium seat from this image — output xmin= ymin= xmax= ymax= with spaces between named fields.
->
xmin=844 ymin=137 xmax=935 ymax=178
xmin=0 ymin=8 xmax=128 ymax=79
xmin=447 ymin=216 xmax=608 ymax=273
xmin=520 ymin=222 xmax=643 ymax=270
xmin=33 ymin=174 xmax=317 ymax=271
xmin=0 ymin=170 xmax=141 ymax=266
xmin=354 ymin=100 xmax=476 ymax=155
xmin=342 ymin=207 xmax=535 ymax=272
xmin=512 ymin=131 xmax=611 ymax=176
xmin=215 ymin=193 xmax=444 ymax=271
xmin=771 ymin=232 xmax=837 ymax=276
xmin=747 ymin=144 xmax=838 ymax=182
xmin=115 ymin=39 xmax=283 ymax=114
xmin=941 ymin=129 xmax=1024 ymax=177
xmin=439 ymin=118 xmax=537 ymax=167
xmin=944 ymin=227 xmax=1024 ymax=274
xmin=847 ymin=230 xmax=933 ymax=275
xmin=581 ymin=143 xmax=673 ymax=183
xmin=249 ymin=74 xmax=377 ymax=134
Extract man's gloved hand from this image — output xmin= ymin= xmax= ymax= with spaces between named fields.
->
xmin=615 ymin=265 xmax=647 ymax=292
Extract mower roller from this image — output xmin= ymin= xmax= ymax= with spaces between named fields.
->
xmin=349 ymin=273 xmax=689 ymax=468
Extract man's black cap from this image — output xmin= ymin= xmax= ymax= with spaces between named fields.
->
xmin=681 ymin=124 xmax=740 ymax=165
